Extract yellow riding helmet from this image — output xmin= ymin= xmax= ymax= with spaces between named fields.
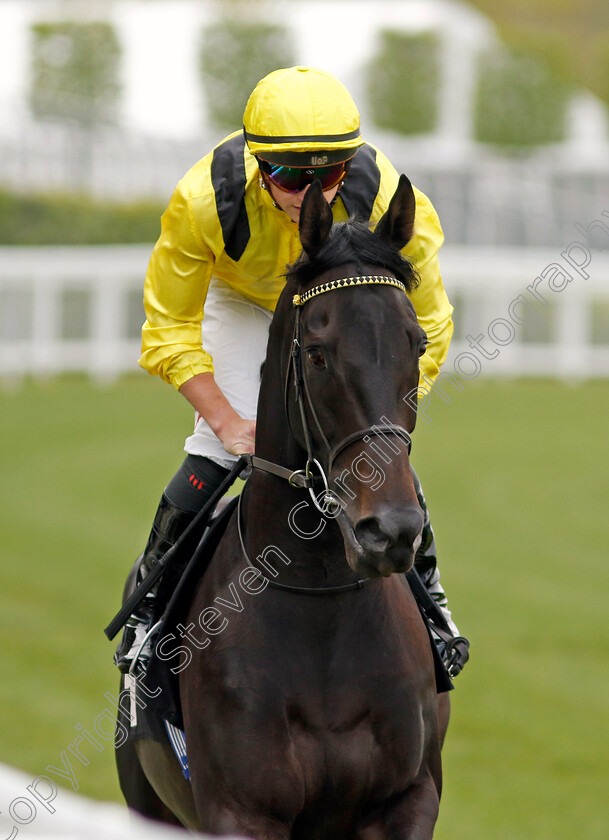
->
xmin=243 ymin=66 xmax=365 ymax=167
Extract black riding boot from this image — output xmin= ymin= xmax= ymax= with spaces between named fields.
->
xmin=412 ymin=469 xmax=470 ymax=678
xmin=114 ymin=494 xmax=196 ymax=674
xmin=113 ymin=455 xmax=230 ymax=674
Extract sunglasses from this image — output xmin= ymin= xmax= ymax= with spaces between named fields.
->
xmin=259 ymin=159 xmax=349 ymax=193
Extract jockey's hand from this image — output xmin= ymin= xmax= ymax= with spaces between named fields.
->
xmin=178 ymin=373 xmax=256 ymax=456
xmin=220 ymin=416 xmax=257 ymax=456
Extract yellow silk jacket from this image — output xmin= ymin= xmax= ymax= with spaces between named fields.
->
xmin=140 ymin=131 xmax=453 ymax=390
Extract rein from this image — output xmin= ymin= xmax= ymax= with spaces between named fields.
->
xmin=239 ymin=274 xmax=414 ymax=595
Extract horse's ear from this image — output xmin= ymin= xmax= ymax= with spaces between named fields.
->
xmin=375 ymin=174 xmax=416 ymax=251
xmin=299 ymin=180 xmax=333 ymax=259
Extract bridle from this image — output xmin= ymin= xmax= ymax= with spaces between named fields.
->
xmin=243 ymin=273 xmax=414 ymax=515
xmin=238 ymin=273 xmax=416 ymax=595
xmin=238 ymin=273 xmax=417 ymax=595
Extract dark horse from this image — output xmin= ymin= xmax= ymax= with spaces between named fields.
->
xmin=116 ymin=176 xmax=450 ymax=838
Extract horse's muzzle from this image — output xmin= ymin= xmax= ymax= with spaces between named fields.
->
xmin=338 ymin=504 xmax=424 ymax=577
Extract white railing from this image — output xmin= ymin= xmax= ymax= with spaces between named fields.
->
xmin=1 ymin=244 xmax=609 ymax=384
xmin=441 ymin=245 xmax=609 ymax=380
xmin=0 ymin=245 xmax=149 ymax=382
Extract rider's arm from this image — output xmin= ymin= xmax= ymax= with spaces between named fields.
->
xmin=179 ymin=373 xmax=256 ymax=455
xmin=404 ymin=189 xmax=453 ymax=387
xmin=139 ymin=172 xmax=256 ymax=454
xmin=139 ymin=177 xmax=216 ymax=388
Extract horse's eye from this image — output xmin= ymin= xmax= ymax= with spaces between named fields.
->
xmin=306 ymin=348 xmax=326 ymax=369
xmin=419 ymin=340 xmax=428 ymax=358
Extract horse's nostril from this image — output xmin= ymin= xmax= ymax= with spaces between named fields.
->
xmin=355 ymin=517 xmax=390 ymax=554
xmin=354 ymin=507 xmax=424 ymax=559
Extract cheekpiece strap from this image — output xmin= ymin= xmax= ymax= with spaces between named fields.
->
xmin=293 ymin=275 xmax=407 ymax=307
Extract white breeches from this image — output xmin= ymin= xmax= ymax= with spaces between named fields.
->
xmin=183 ymin=278 xmax=274 ymax=468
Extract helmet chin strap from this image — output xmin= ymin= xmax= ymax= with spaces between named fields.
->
xmin=329 ymin=185 xmax=343 ymax=208
xmin=258 ymin=172 xmax=281 ymax=210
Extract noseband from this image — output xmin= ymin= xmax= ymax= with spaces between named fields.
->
xmin=245 ymin=274 xmax=413 ymax=516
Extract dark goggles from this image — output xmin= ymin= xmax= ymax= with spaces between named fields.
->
xmin=259 ymin=159 xmax=349 ymax=193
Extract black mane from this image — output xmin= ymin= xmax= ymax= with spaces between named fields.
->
xmin=287 ymin=217 xmax=420 ymax=292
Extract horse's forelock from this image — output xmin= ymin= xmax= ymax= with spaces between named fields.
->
xmin=288 ymin=218 xmax=419 ymax=292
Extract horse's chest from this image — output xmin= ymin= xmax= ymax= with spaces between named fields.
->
xmin=287 ymin=668 xmax=429 ymax=793
xmin=189 ymin=581 xmax=437 ymax=820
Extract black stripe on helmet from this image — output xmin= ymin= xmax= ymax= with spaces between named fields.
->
xmin=244 ymin=127 xmax=361 ymax=145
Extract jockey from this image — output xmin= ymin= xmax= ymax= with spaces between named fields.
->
xmin=114 ymin=66 xmax=469 ymax=678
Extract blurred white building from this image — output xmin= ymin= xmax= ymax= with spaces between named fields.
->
xmin=0 ymin=0 xmax=608 ymax=250
xmin=1 ymin=0 xmax=497 ymax=144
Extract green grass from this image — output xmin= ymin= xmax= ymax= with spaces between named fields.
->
xmin=0 ymin=373 xmax=190 ymax=802
xmin=414 ymin=378 xmax=609 ymax=840
xmin=0 ymin=375 xmax=608 ymax=838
